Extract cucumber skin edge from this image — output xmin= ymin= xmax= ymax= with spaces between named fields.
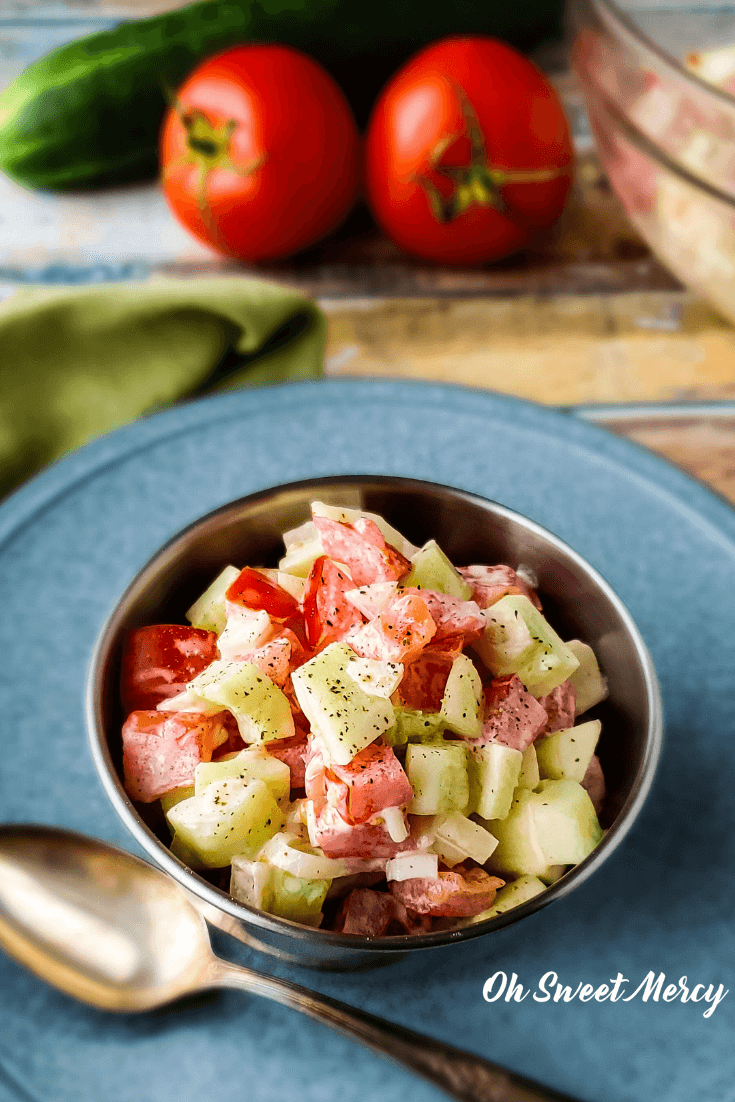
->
xmin=0 ymin=2 xmax=259 ymax=190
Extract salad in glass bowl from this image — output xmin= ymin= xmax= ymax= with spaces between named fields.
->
xmin=119 ymin=499 xmax=609 ymax=937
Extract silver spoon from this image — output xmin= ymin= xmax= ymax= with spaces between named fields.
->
xmin=0 ymin=823 xmax=580 ymax=1102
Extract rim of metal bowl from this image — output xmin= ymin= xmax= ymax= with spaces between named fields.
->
xmin=86 ymin=475 xmax=663 ymax=953
xmin=575 ymin=0 xmax=735 ymax=207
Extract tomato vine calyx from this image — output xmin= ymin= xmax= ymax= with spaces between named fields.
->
xmin=162 ymin=97 xmax=265 ymax=247
xmin=415 ymin=89 xmax=569 ymax=224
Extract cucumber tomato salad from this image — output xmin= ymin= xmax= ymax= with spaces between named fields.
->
xmin=121 ymin=503 xmax=609 ymax=935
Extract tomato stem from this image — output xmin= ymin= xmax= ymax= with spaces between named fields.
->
xmin=162 ymin=98 xmax=266 ymax=254
xmin=415 ymin=87 xmax=570 ymax=225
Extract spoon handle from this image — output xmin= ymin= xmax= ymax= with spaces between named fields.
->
xmin=207 ymin=958 xmax=582 ymax=1102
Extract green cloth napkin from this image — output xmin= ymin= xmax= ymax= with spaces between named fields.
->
xmin=0 ymin=277 xmax=326 ymax=498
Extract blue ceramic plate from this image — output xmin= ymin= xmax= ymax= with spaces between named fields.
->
xmin=0 ymin=379 xmax=733 ymax=1102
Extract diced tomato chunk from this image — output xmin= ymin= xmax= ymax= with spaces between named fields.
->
xmin=349 ymin=593 xmax=436 ymax=663
xmin=233 ymin=635 xmax=292 ymax=687
xmin=403 ymin=587 xmax=484 ymax=643
xmin=393 ymin=644 xmax=456 ymax=711
xmin=310 ymin=805 xmax=415 ymax=859
xmin=581 ymin=753 xmax=606 ymax=815
xmin=121 ymin=625 xmax=217 ymax=713
xmin=326 ymin=743 xmax=413 ymax=824
xmin=303 ymin=555 xmax=364 ymax=649
xmin=333 ymin=888 xmax=430 ymax=936
xmin=389 ymin=867 xmax=504 ymax=916
xmin=281 ymin=621 xmax=311 ymax=666
xmin=335 ymin=888 xmax=396 ymax=936
xmin=267 ymin=733 xmax=308 ymax=788
xmin=225 ymin=567 xmax=299 ymax=621
xmin=471 ymin=675 xmax=548 ymax=751
xmin=313 ymin=516 xmax=410 ymax=586
xmin=538 ymin=680 xmax=576 ymax=734
xmin=122 ymin=710 xmax=228 ymax=803
xmin=459 ymin=564 xmax=542 ymax=610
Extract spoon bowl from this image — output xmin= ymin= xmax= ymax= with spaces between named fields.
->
xmin=0 ymin=822 xmax=582 ymax=1102
xmin=0 ymin=823 xmax=209 ymax=1011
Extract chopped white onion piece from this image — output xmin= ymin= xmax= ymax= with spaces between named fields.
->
xmin=432 ymin=811 xmax=498 ymax=865
xmin=283 ymin=519 xmax=319 ymax=550
xmin=344 ymin=655 xmax=403 ymax=698
xmin=217 ymin=606 xmax=272 ymax=659
xmin=259 ymin=832 xmax=349 ymax=879
xmin=344 ymin=582 xmax=397 ymax=619
xmin=284 ymin=799 xmax=310 ymax=838
xmin=230 ymin=857 xmax=271 ymax=909
xmin=376 ymin=806 xmax=409 ymax=843
xmin=386 ymin=852 xmax=439 ymax=882
xmin=516 ymin=563 xmax=538 ymax=589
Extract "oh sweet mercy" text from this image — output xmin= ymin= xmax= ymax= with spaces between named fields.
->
xmin=482 ymin=971 xmax=728 ymax=1018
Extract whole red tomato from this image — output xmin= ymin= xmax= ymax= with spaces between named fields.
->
xmin=161 ymin=45 xmax=360 ymax=261
xmin=364 ymin=37 xmax=573 ymax=265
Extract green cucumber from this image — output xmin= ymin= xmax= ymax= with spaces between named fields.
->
xmin=0 ymin=0 xmax=562 ymax=191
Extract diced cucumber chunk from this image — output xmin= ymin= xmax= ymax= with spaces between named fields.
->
xmin=269 ymin=867 xmax=329 ymax=924
xmin=166 ymin=777 xmax=284 ymax=867
xmin=469 ymin=875 xmax=546 ymax=922
xmin=567 ymin=640 xmax=609 ymax=715
xmin=539 ymin=864 xmax=568 ymax=885
xmin=440 ymin=653 xmax=482 ymax=738
xmin=194 ymin=748 xmax=290 ymax=805
xmin=160 ymin=785 xmax=195 ymax=817
xmin=484 ymin=790 xmax=555 ymax=878
xmin=468 ymin=743 xmax=523 ymax=820
xmin=536 ymin=720 xmax=601 ymax=784
xmin=474 ymin=595 xmax=579 ymax=697
xmin=403 ymin=539 xmax=473 ymax=598
xmin=473 ymin=597 xmax=537 ymax=674
xmin=169 ymin=832 xmax=206 ymax=870
xmin=230 ymin=856 xmax=329 ymax=924
xmin=517 ymin=744 xmax=540 ymax=790
xmin=278 ymin=534 xmax=324 ymax=578
xmin=431 ymin=811 xmax=498 ymax=865
xmin=514 ymin=648 xmax=578 ymax=700
xmin=405 ymin=742 xmax=469 ymax=815
xmin=186 ymin=565 xmax=241 ymax=633
xmin=161 ymin=785 xmax=195 ymax=838
xmin=384 ymin=707 xmax=445 ymax=747
xmin=291 ymin=642 xmax=394 ymax=765
xmin=529 ymin=780 xmax=604 ymax=865
xmin=187 ymin=659 xmax=295 ymax=744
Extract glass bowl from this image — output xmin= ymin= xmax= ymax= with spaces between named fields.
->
xmin=86 ymin=475 xmax=662 ymax=971
xmin=571 ymin=0 xmax=735 ymax=322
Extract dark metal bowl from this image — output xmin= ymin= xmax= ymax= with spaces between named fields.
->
xmin=86 ymin=475 xmax=663 ymax=971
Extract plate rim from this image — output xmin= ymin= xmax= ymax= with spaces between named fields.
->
xmin=3 ymin=378 xmax=735 ymax=559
